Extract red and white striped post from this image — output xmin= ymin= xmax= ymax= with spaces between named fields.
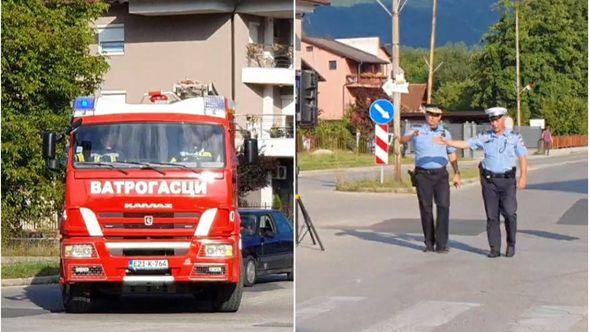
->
xmin=375 ymin=124 xmax=389 ymax=183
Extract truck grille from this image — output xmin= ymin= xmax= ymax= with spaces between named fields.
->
xmin=122 ymin=249 xmax=175 ymax=256
xmin=103 ymin=223 xmax=194 ymax=230
xmin=99 ymin=212 xmax=199 ymax=233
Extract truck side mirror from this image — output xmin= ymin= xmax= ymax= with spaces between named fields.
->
xmin=42 ymin=132 xmax=59 ymax=171
xmin=42 ymin=132 xmax=57 ymax=159
xmin=244 ymin=138 xmax=258 ymax=164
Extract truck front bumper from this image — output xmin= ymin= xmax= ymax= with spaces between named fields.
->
xmin=60 ymin=237 xmax=241 ymax=285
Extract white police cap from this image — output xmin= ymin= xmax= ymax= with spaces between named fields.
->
xmin=421 ymin=104 xmax=443 ymax=114
xmin=485 ymin=107 xmax=508 ymax=117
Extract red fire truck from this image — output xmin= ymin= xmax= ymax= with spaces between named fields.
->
xmin=42 ymin=93 xmax=257 ymax=313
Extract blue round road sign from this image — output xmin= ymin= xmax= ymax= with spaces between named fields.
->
xmin=369 ymin=99 xmax=395 ymax=125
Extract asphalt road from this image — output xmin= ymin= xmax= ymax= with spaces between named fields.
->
xmin=296 ymin=151 xmax=588 ymax=331
xmin=1 ymin=275 xmax=293 ymax=331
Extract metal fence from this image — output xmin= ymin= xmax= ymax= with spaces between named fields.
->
xmin=298 ymin=132 xmax=374 ymax=154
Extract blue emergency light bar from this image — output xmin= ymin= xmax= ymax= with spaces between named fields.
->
xmin=73 ymin=96 xmax=95 ymax=111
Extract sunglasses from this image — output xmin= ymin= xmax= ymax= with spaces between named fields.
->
xmin=426 ymin=112 xmax=442 ymax=117
xmin=489 ymin=115 xmax=503 ymax=122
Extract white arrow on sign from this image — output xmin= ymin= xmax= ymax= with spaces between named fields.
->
xmin=374 ymin=104 xmax=390 ymax=119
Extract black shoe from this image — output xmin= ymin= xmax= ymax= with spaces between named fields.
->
xmin=506 ymin=246 xmax=515 ymax=257
xmin=423 ymin=245 xmax=434 ymax=252
xmin=435 ymin=246 xmax=449 ymax=253
xmin=487 ymin=250 xmax=500 ymax=258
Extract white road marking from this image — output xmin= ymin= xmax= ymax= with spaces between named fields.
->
xmin=509 ymin=305 xmax=587 ymax=332
xmin=297 ymin=296 xmax=366 ymax=321
xmin=363 ymin=300 xmax=481 ymax=332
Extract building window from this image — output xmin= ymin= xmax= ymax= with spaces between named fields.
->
xmin=329 ymin=60 xmax=337 ymax=70
xmin=306 ymin=46 xmax=313 ymax=52
xmin=100 ymin=90 xmax=126 ymax=103
xmin=97 ymin=24 xmax=124 ymax=55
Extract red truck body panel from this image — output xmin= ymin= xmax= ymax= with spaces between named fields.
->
xmin=60 ymin=111 xmax=242 ymax=286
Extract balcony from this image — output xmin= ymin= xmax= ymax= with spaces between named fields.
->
xmin=242 ymin=43 xmax=294 ymax=86
xmin=129 ymin=0 xmax=235 ymax=16
xmin=244 ymin=114 xmax=295 ymax=158
xmin=346 ymin=73 xmax=387 ymax=88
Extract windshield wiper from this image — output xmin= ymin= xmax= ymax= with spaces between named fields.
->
xmin=113 ymin=161 xmax=167 ymax=175
xmin=76 ymin=162 xmax=129 ymax=175
xmin=146 ymin=161 xmax=200 ymax=174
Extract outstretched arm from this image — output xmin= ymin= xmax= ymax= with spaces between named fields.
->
xmin=433 ymin=136 xmax=471 ymax=149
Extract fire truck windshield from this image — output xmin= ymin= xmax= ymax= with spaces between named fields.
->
xmin=73 ymin=122 xmax=225 ymax=169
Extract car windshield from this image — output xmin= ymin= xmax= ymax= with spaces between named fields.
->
xmin=73 ymin=122 xmax=225 ymax=169
xmin=240 ymin=214 xmax=257 ymax=236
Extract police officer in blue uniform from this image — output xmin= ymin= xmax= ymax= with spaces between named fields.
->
xmin=435 ymin=107 xmax=528 ymax=258
xmin=401 ymin=104 xmax=461 ymax=253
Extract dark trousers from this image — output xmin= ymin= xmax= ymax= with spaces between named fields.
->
xmin=415 ymin=168 xmax=450 ymax=249
xmin=480 ymin=176 xmax=518 ymax=251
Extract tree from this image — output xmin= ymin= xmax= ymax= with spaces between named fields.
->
xmin=1 ymin=0 xmax=109 ymax=241
xmin=237 ymin=156 xmax=278 ymax=199
xmin=401 ymin=43 xmax=478 ymax=111
xmin=345 ymin=88 xmax=387 ymax=136
xmin=471 ymin=0 xmax=587 ymax=134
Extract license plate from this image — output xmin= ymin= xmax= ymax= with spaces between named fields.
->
xmin=129 ymin=259 xmax=168 ymax=271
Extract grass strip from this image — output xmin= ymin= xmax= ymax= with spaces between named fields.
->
xmin=299 ymin=150 xmax=413 ymax=171
xmin=336 ymin=168 xmax=480 ymax=192
xmin=2 ymin=261 xmax=60 ymax=279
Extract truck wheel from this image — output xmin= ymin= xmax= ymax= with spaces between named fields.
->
xmin=244 ymin=256 xmax=257 ymax=287
xmin=211 ymin=266 xmax=244 ymax=312
xmin=286 ymin=270 xmax=293 ymax=281
xmin=62 ymin=284 xmax=93 ymax=313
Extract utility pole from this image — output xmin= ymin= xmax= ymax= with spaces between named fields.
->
xmin=515 ymin=0 xmax=521 ymax=127
xmin=392 ymin=0 xmax=402 ymax=182
xmin=426 ymin=0 xmax=438 ymax=103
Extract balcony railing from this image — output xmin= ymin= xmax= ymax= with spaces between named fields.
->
xmin=242 ymin=114 xmax=295 ymax=140
xmin=346 ymin=73 xmax=388 ymax=87
xmin=246 ymin=43 xmax=293 ymax=69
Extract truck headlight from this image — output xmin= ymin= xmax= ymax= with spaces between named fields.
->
xmin=64 ymin=244 xmax=97 ymax=258
xmin=203 ymin=244 xmax=233 ymax=257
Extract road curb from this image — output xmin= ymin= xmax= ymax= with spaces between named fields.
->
xmin=2 ymin=275 xmax=59 ymax=287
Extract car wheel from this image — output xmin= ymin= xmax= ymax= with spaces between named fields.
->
xmin=244 ymin=256 xmax=257 ymax=287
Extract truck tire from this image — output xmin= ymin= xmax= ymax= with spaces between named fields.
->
xmin=62 ymin=284 xmax=93 ymax=313
xmin=244 ymin=256 xmax=257 ymax=287
xmin=211 ymin=266 xmax=244 ymax=312
xmin=286 ymin=270 xmax=293 ymax=281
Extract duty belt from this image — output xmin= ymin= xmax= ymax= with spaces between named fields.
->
xmin=415 ymin=167 xmax=447 ymax=174
xmin=479 ymin=165 xmax=516 ymax=179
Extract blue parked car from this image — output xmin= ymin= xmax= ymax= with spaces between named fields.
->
xmin=239 ymin=209 xmax=294 ymax=287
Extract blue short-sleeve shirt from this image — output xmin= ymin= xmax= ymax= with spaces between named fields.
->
xmin=467 ymin=130 xmax=528 ymax=173
xmin=405 ymin=124 xmax=456 ymax=169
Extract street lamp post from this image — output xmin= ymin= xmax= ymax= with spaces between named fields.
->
xmin=515 ymin=0 xmax=522 ymax=127
xmin=392 ymin=0 xmax=402 ymax=183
